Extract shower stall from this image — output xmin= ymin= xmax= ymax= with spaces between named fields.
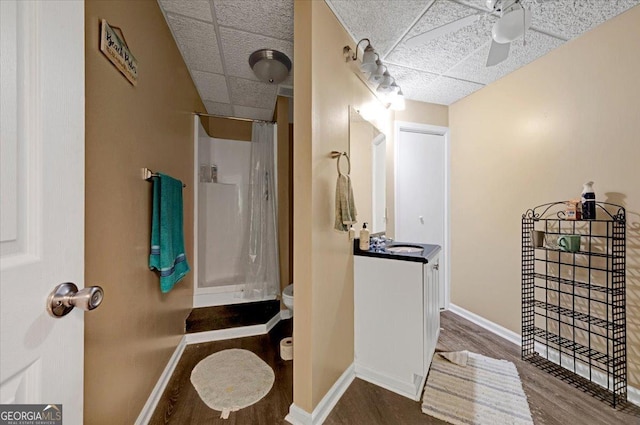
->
xmin=194 ymin=117 xmax=280 ymax=307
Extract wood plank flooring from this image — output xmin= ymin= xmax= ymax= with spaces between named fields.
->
xmin=325 ymin=311 xmax=640 ymax=425
xmin=185 ymin=300 xmax=280 ymax=333
xmin=151 ymin=310 xmax=638 ymax=424
xmin=149 ymin=318 xmax=293 ymax=425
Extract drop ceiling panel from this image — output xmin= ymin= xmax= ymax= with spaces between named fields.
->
xmin=204 ymin=101 xmax=234 ymax=116
xmin=166 ymin=13 xmax=223 ymax=74
xmin=158 ymin=0 xmax=213 ymax=22
xmin=385 ymin=63 xmax=440 ymax=90
xmin=530 ymin=0 xmax=640 ymax=39
xmin=325 ymin=0 xmax=432 ymax=57
xmin=219 ymin=27 xmax=293 ymax=83
xmin=191 ymin=71 xmax=230 ymax=103
xmin=214 ymin=0 xmax=293 ymax=41
xmin=387 ymin=0 xmax=497 ymax=75
xmin=456 ymin=0 xmax=640 ymax=39
xmin=410 ymin=75 xmax=484 ymax=105
xmin=228 ymin=77 xmax=278 ymax=109
xmin=234 ymin=105 xmax=274 ymax=122
xmin=445 ymin=30 xmax=564 ymax=84
xmin=159 ymin=0 xmax=640 ymax=113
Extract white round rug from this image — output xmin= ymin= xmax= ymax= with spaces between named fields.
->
xmin=190 ymin=348 xmax=275 ymax=419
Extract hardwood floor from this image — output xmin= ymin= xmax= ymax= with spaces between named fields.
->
xmin=149 ymin=318 xmax=293 ymax=424
xmin=325 ymin=311 xmax=640 ymax=425
xmin=151 ymin=310 xmax=638 ymax=424
xmin=185 ymin=300 xmax=281 ymax=333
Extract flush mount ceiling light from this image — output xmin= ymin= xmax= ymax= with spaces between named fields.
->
xmin=249 ymin=49 xmax=292 ymax=84
xmin=343 ymin=38 xmax=405 ymax=110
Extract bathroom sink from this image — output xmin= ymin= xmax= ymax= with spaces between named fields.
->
xmin=386 ymin=244 xmax=424 ymax=254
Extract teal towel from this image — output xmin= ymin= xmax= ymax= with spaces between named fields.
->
xmin=149 ymin=173 xmax=190 ymax=293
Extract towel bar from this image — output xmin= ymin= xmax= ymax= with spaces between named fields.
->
xmin=330 ymin=151 xmax=351 ymax=175
xmin=142 ymin=168 xmax=186 ymax=188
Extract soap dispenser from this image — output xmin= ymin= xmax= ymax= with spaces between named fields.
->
xmin=359 ymin=223 xmax=370 ymax=250
xmin=581 ymin=181 xmax=596 ymax=220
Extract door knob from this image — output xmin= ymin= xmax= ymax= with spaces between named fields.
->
xmin=47 ymin=282 xmax=104 ymax=318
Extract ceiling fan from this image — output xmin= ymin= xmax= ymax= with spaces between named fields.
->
xmin=406 ymin=0 xmax=545 ymax=67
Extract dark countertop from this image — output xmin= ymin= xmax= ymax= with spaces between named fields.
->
xmin=353 ymin=239 xmax=441 ymax=264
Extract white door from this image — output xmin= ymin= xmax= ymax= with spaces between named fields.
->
xmin=395 ymin=126 xmax=448 ymax=309
xmin=1 ymin=1 xmax=85 ymax=423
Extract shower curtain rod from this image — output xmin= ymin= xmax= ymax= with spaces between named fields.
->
xmin=194 ymin=111 xmax=275 ymax=124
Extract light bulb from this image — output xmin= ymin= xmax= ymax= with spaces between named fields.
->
xmin=376 ymin=71 xmax=393 ymax=93
xmin=369 ymin=60 xmax=385 ymax=83
xmin=391 ymin=89 xmax=406 ymax=111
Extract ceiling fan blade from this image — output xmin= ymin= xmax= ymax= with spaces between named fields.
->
xmin=486 ymin=40 xmax=510 ymax=67
xmin=405 ymin=14 xmax=481 ymax=47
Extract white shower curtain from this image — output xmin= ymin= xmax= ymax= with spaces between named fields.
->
xmin=242 ymin=122 xmax=280 ymax=299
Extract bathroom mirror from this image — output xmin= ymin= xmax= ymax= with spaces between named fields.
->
xmin=349 ymin=106 xmax=386 ymax=234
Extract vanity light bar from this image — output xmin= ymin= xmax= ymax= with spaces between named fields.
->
xmin=343 ymin=39 xmax=405 ymax=110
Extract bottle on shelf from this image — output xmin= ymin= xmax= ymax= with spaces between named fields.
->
xmin=581 ymin=181 xmax=596 ymax=220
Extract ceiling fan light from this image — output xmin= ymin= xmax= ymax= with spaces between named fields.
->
xmin=485 ymin=0 xmax=498 ymax=11
xmin=492 ymin=7 xmax=531 ymax=43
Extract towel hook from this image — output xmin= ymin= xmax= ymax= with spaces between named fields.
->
xmin=330 ymin=151 xmax=351 ymax=175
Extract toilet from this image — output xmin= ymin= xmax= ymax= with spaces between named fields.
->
xmin=280 ymin=284 xmax=294 ymax=360
xmin=282 ymin=284 xmax=294 ymax=314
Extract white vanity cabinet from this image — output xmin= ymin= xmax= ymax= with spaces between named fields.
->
xmin=354 ymin=249 xmax=441 ymax=401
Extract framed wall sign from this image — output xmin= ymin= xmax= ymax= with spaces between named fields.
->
xmin=99 ymin=19 xmax=138 ymax=86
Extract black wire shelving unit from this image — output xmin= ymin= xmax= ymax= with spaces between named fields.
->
xmin=521 ymin=201 xmax=626 ymax=407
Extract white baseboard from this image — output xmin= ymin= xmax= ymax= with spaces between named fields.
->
xmin=185 ymin=311 xmax=282 ymax=345
xmin=535 ymin=342 xmax=640 ymax=406
xmin=449 ymin=304 xmax=639 ymax=407
xmin=354 ymin=363 xmax=418 ymax=401
xmin=281 ymin=309 xmax=292 ymax=320
xmin=134 ymin=336 xmax=187 ymax=425
xmin=285 ymin=363 xmax=355 ymax=425
xmin=137 ymin=311 xmax=284 ymax=423
xmin=448 ymin=304 xmax=521 ymax=347
xmin=194 ymin=290 xmax=277 ymax=307
xmin=629 ymin=386 xmax=640 ymax=406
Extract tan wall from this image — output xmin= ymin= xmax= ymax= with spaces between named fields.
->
xmin=449 ymin=5 xmax=640 ymax=387
xmin=276 ymin=96 xmax=292 ymax=297
xmin=293 ymin=0 xmax=393 ymax=412
xmin=84 ymin=1 xmax=204 ymax=423
xmin=293 ymin=0 xmax=313 ymax=411
xmin=395 ymin=99 xmax=448 ymax=126
xmin=203 ymin=116 xmax=253 ymax=141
